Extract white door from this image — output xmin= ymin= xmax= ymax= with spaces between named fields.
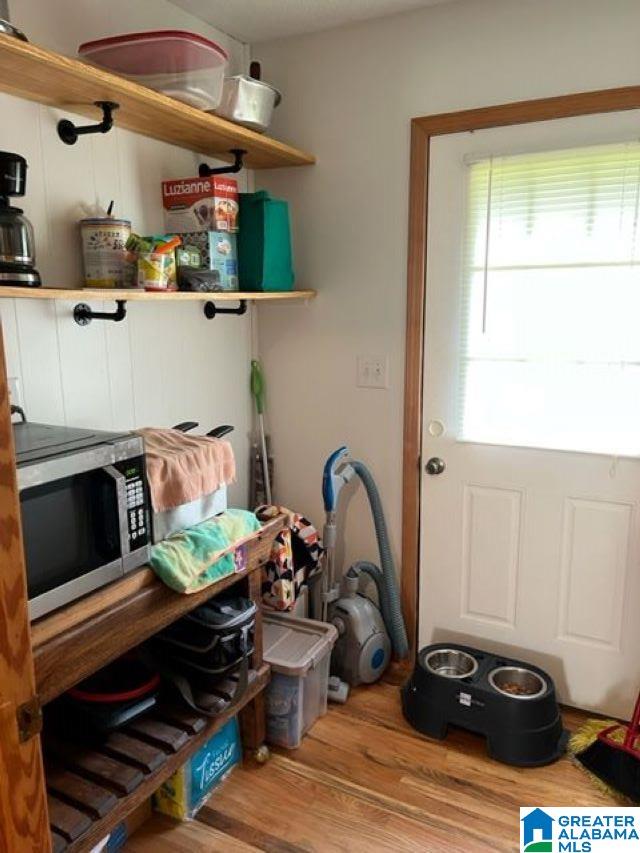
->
xmin=419 ymin=110 xmax=640 ymax=719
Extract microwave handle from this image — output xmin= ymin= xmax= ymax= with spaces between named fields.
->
xmin=103 ymin=465 xmax=130 ymax=556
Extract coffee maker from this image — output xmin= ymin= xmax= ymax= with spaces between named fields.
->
xmin=0 ymin=152 xmax=41 ymax=287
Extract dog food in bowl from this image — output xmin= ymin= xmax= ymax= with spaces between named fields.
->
xmin=489 ymin=666 xmax=547 ymax=700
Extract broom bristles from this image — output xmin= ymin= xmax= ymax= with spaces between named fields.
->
xmin=569 ymin=718 xmax=636 ymax=803
xmin=569 ymin=718 xmax=619 ymax=755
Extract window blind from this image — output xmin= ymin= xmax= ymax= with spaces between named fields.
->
xmin=459 ymin=140 xmax=640 ymax=456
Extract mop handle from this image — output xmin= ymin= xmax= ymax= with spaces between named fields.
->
xmin=624 ymin=688 xmax=640 ymax=748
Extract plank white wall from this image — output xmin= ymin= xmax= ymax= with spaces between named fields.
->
xmin=1 ymin=0 xmax=253 ymax=506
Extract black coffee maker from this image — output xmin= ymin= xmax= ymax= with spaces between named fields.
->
xmin=0 ymin=152 xmax=41 ymax=287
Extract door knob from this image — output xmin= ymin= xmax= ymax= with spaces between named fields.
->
xmin=425 ymin=457 xmax=446 ymax=476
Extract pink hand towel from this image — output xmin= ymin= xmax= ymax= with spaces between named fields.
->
xmin=138 ymin=428 xmax=236 ymax=513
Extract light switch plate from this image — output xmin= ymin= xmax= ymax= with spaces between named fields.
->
xmin=357 ymin=356 xmax=389 ymax=389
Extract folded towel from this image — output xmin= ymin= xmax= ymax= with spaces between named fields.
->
xmin=139 ymin=428 xmax=236 ymax=513
xmin=150 ymin=509 xmax=261 ymax=593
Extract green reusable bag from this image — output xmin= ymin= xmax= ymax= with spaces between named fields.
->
xmin=238 ymin=191 xmax=294 ymax=292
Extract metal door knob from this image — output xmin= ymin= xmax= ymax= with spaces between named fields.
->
xmin=425 ymin=457 xmax=446 ymax=475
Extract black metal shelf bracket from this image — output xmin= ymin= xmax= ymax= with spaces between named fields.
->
xmin=58 ymin=101 xmax=119 ymax=146
xmin=74 ymin=300 xmax=127 ymax=326
xmin=204 ymin=300 xmax=247 ymax=320
xmin=199 ymin=148 xmax=247 ymax=177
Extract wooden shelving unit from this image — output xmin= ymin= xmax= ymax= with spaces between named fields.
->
xmin=31 ymin=516 xmax=285 ymax=851
xmin=32 ymin=515 xmax=284 ymax=705
xmin=0 ymin=287 xmax=316 ymax=303
xmin=0 ymin=35 xmax=315 ymax=169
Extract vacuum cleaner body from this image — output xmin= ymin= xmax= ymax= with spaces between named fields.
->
xmin=402 ymin=642 xmax=567 ymax=766
xmin=330 ymin=590 xmax=391 ymax=686
xmin=319 ymin=447 xmax=408 ymax=697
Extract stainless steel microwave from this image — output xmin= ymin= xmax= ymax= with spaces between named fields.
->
xmin=14 ymin=422 xmax=151 ymax=620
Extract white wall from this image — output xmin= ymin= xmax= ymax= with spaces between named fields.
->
xmin=255 ymin=0 xmax=640 ymax=571
xmin=1 ymin=0 xmax=253 ymax=505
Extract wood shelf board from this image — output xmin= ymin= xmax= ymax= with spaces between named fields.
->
xmin=57 ymin=664 xmax=271 ymax=853
xmin=0 ymin=35 xmax=314 ymax=169
xmin=32 ymin=516 xmax=284 ymax=705
xmin=0 ymin=287 xmax=316 ymax=302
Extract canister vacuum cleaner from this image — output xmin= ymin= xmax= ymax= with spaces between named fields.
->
xmin=317 ymin=447 xmax=408 ymax=701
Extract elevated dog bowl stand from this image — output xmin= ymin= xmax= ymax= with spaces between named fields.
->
xmin=401 ymin=643 xmax=567 ymax=767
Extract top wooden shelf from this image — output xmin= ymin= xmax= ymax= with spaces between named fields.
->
xmin=0 ymin=34 xmax=315 ymax=169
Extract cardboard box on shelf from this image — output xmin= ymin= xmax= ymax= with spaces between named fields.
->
xmin=178 ymin=231 xmax=238 ymax=291
xmin=162 ymin=176 xmax=238 ymax=234
xmin=153 ymin=717 xmax=241 ymax=820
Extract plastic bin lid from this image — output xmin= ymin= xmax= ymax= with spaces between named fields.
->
xmin=263 ymin=613 xmax=338 ymax=677
xmin=78 ymin=30 xmax=228 ymax=75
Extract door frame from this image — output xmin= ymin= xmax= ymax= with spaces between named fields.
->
xmin=401 ymin=86 xmax=640 ymax=661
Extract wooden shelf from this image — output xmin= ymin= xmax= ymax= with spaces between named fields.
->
xmin=32 ymin=516 xmax=285 ymax=705
xmin=0 ymin=287 xmax=316 ymax=302
xmin=45 ymin=664 xmax=270 ymax=852
xmin=0 ymin=35 xmax=315 ymax=169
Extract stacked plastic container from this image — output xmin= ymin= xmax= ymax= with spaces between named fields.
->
xmin=263 ymin=613 xmax=337 ymax=749
xmin=79 ymin=30 xmax=229 ymax=110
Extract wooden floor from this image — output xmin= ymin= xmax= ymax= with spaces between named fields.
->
xmin=126 ymin=676 xmax=616 ymax=852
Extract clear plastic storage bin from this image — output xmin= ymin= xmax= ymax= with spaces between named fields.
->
xmin=79 ymin=30 xmax=229 ymax=111
xmin=263 ymin=614 xmax=337 ymax=749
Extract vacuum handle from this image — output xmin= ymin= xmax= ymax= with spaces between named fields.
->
xmin=322 ymin=446 xmax=350 ymax=512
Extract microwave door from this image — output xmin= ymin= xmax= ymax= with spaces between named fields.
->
xmin=21 ymin=464 xmax=125 ymax=620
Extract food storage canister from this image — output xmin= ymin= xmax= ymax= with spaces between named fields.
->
xmin=79 ymin=30 xmax=229 ymax=111
xmin=214 ymin=75 xmax=281 ymax=133
xmin=80 ymin=217 xmax=131 ymax=288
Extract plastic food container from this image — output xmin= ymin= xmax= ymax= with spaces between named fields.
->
xmin=137 ymin=252 xmax=175 ymax=291
xmin=215 ymin=75 xmax=281 ymax=133
xmin=263 ymin=613 xmax=337 ymax=749
xmin=79 ymin=30 xmax=229 ymax=110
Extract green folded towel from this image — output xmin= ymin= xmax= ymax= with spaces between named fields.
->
xmin=150 ymin=509 xmax=261 ymax=593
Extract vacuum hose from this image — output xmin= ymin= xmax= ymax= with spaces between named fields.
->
xmin=350 ymin=461 xmax=409 ymax=659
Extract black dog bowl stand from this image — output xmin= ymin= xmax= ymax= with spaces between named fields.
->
xmin=401 ymin=643 xmax=568 ymax=767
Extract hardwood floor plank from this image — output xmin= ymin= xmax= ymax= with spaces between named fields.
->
xmin=125 ymin=680 xmax=617 ymax=852
xmin=198 ymin=760 xmax=493 ymax=852
xmin=125 ymin=813 xmax=260 ymax=852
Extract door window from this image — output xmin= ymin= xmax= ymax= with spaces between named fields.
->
xmin=460 ymin=141 xmax=640 ymax=455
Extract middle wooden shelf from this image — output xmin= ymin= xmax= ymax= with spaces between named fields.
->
xmin=0 ymin=287 xmax=316 ymax=303
xmin=31 ymin=515 xmax=285 ymax=706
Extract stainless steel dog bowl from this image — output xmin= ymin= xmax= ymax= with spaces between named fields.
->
xmin=489 ymin=666 xmax=547 ymax=700
xmin=424 ymin=648 xmax=478 ymax=679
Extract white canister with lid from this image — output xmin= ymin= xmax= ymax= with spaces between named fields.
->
xmin=80 ymin=217 xmax=131 ymax=288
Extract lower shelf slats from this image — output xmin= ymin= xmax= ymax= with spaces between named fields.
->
xmin=45 ymin=664 xmax=270 ymax=852
xmin=124 ymin=718 xmax=190 ymax=754
xmin=52 ymin=829 xmax=70 ymax=853
xmin=47 ymin=795 xmax=93 ymax=843
xmin=152 ymin=703 xmax=207 ymax=736
xmin=46 ymin=767 xmax=118 ymax=819
xmin=100 ymin=732 xmax=168 ymax=774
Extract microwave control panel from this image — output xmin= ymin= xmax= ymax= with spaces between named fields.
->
xmin=116 ymin=457 xmax=150 ymax=549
